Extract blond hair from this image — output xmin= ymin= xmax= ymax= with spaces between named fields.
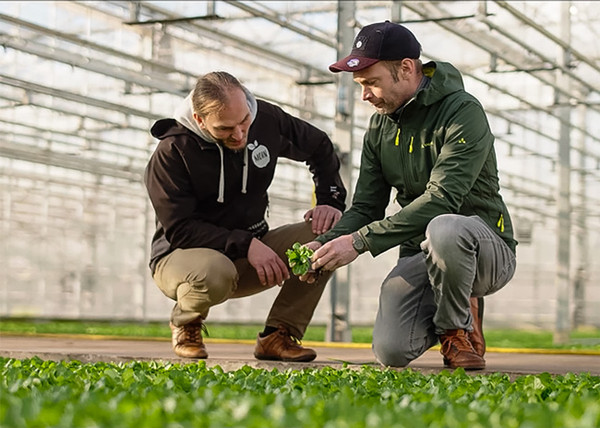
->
xmin=192 ymin=71 xmax=244 ymax=117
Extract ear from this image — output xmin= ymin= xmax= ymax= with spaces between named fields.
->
xmin=193 ymin=112 xmax=206 ymax=129
xmin=399 ymin=58 xmax=415 ymax=80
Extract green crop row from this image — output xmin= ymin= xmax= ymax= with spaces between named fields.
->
xmin=1 ymin=357 xmax=599 ymax=428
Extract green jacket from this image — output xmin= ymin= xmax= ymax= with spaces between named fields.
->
xmin=317 ymin=61 xmax=517 ymax=257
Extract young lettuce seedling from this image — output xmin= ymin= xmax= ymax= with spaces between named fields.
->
xmin=285 ymin=242 xmax=315 ymax=276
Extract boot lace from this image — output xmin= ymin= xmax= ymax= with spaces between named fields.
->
xmin=181 ymin=321 xmax=208 ymax=344
xmin=277 ymin=328 xmax=303 ymax=350
xmin=441 ymin=330 xmax=475 ymax=355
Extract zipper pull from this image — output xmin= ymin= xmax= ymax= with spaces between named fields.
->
xmin=497 ymin=213 xmax=504 ymax=232
xmin=395 ymin=128 xmax=401 ymax=146
xmin=409 ymin=136 xmax=414 ymax=153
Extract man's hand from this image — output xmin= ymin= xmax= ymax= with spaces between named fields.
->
xmin=310 ymin=234 xmax=358 ymax=273
xmin=248 ymin=238 xmax=290 ymax=287
xmin=298 ymin=241 xmax=322 ymax=284
xmin=303 ymin=205 xmax=342 ymax=235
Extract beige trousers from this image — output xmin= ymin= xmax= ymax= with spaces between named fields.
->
xmin=152 ymin=221 xmax=331 ymax=338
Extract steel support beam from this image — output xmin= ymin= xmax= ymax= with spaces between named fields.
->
xmin=554 ymin=2 xmax=572 ymax=345
xmin=573 ymin=104 xmax=589 ymax=328
xmin=327 ymin=0 xmax=356 ymax=343
xmin=222 ymin=0 xmax=335 ymax=48
xmin=495 ymin=0 xmax=600 ymax=76
xmin=0 ymin=74 xmax=159 ymax=120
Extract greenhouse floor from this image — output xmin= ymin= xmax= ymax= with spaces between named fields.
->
xmin=1 ymin=334 xmax=598 ymax=376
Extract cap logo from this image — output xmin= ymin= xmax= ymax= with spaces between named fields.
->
xmin=346 ymin=58 xmax=360 ymax=68
xmin=354 ymin=35 xmax=368 ymax=50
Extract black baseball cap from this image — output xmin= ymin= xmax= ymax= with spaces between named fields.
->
xmin=329 ymin=21 xmax=421 ymax=73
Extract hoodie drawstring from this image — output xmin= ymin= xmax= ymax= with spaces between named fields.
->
xmin=216 ymin=144 xmax=225 ymax=203
xmin=216 ymin=144 xmax=248 ymax=203
xmin=242 ymin=147 xmax=248 ymax=195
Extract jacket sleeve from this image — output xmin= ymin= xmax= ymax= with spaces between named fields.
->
xmin=360 ymin=100 xmax=495 ymax=256
xmin=144 ymin=140 xmax=253 ymax=260
xmin=264 ymin=102 xmax=347 ymax=211
xmin=315 ymin=124 xmax=391 ymax=244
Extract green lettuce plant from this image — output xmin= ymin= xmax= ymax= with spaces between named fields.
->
xmin=285 ymin=242 xmax=314 ymax=276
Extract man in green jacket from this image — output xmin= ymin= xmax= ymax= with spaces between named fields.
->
xmin=302 ymin=21 xmax=517 ymax=370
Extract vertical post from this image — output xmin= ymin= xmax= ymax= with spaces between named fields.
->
xmin=327 ymin=0 xmax=356 ymax=342
xmin=391 ymin=0 xmax=403 ymax=22
xmin=141 ymin=180 xmax=154 ymax=322
xmin=573 ymin=103 xmax=588 ymax=328
xmin=553 ymin=1 xmax=572 ymax=345
xmin=1 ymin=176 xmax=11 ymax=315
xmin=207 ymin=0 xmax=216 ymax=16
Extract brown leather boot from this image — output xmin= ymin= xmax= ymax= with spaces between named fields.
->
xmin=468 ymin=296 xmax=486 ymax=357
xmin=254 ymin=325 xmax=316 ymax=362
xmin=440 ymin=329 xmax=486 ymax=370
xmin=170 ymin=318 xmax=208 ymax=359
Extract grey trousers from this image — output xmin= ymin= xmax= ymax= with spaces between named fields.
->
xmin=372 ymin=214 xmax=517 ymax=367
xmin=152 ymin=221 xmax=332 ymax=339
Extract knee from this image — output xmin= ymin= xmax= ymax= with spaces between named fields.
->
xmin=372 ymin=337 xmax=414 ymax=368
xmin=422 ymin=214 xmax=467 ymax=253
xmin=426 ymin=214 xmax=464 ymax=240
xmin=205 ymin=260 xmax=238 ymax=300
xmin=184 ymin=259 xmax=238 ymax=304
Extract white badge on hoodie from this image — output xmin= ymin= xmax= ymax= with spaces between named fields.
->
xmin=248 ymin=140 xmax=270 ymax=168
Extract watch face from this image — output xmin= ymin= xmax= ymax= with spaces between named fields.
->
xmin=353 ymin=233 xmax=364 ymax=250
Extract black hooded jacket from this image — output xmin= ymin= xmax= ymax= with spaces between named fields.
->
xmin=144 ymin=98 xmax=346 ymax=273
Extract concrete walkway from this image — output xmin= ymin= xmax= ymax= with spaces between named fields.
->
xmin=1 ymin=334 xmax=598 ymax=377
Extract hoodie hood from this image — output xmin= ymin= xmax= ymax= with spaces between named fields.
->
xmin=387 ymin=61 xmax=465 ymax=122
xmin=418 ymin=61 xmax=465 ymax=106
xmin=166 ymin=85 xmax=259 ymax=203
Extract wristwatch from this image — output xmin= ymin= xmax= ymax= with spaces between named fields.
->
xmin=351 ymin=231 xmax=367 ymax=254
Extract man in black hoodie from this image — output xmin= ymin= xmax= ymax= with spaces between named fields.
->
xmin=144 ymin=71 xmax=346 ymax=361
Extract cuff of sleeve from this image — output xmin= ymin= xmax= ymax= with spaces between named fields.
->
xmin=226 ymin=230 xmax=255 ymax=259
xmin=315 ymin=194 xmax=346 ymax=212
xmin=357 ymin=227 xmax=373 ymax=255
xmin=314 ymin=234 xmax=329 ymax=245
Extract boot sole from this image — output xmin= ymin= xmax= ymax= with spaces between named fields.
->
xmin=174 ymin=351 xmax=208 ymax=359
xmin=443 ymin=357 xmax=485 ymax=370
xmin=173 ymin=346 xmax=208 ymax=359
xmin=174 ymin=354 xmax=208 ymax=359
xmin=254 ymin=352 xmax=316 ymax=363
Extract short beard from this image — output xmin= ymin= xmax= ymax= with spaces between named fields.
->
xmin=218 ymin=138 xmax=247 ymax=153
xmin=374 ymin=104 xmax=394 ymax=115
xmin=205 ymin=128 xmax=246 ymax=153
xmin=225 ymin=144 xmax=245 ymax=153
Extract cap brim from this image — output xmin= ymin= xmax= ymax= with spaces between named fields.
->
xmin=328 ymin=56 xmax=380 ymax=73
